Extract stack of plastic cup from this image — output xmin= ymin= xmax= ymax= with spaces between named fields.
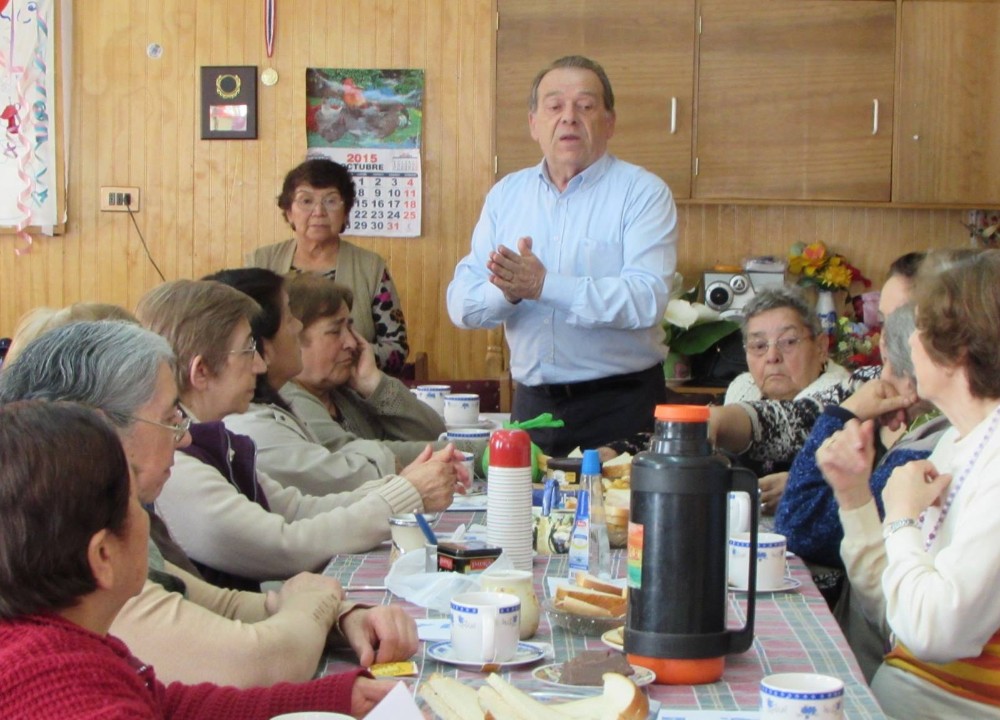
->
xmin=486 ymin=429 xmax=534 ymax=571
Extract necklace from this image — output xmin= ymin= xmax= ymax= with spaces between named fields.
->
xmin=922 ymin=404 xmax=1000 ymax=550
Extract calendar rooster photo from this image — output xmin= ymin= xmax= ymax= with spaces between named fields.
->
xmin=305 ymin=68 xmax=423 ymax=149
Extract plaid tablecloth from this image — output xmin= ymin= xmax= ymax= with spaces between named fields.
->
xmin=321 ymin=511 xmax=886 ymax=719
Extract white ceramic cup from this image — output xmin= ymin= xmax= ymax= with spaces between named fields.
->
xmin=729 ymin=532 xmax=787 ymax=590
xmin=450 ymin=591 xmax=521 ymax=663
xmin=728 ymin=491 xmax=752 ymax=534
xmin=760 ymin=672 xmax=845 ymax=720
xmin=445 ymin=427 xmax=491 ymax=443
xmin=444 ymin=393 xmax=480 ymax=426
xmin=415 ymin=384 xmax=451 ymax=415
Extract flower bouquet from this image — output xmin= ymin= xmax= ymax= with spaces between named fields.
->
xmin=787 ymin=242 xmax=870 ymax=292
xmin=832 ymin=316 xmax=881 ymax=369
xmin=963 ymin=210 xmax=1000 ymax=249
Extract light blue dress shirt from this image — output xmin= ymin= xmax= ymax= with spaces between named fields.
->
xmin=447 ymin=153 xmax=677 ymax=386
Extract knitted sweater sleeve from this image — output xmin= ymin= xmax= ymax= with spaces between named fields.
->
xmin=161 ymin=668 xmax=364 ymax=719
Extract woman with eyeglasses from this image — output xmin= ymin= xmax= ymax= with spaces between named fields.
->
xmin=247 ymin=158 xmax=409 ymax=376
xmin=0 ymin=401 xmax=392 ymax=718
xmin=725 ymin=285 xmax=848 ymax=405
xmin=137 ymin=279 xmax=461 ymax=592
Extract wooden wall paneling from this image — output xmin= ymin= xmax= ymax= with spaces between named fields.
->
xmin=0 ymin=0 xmax=975 ymax=377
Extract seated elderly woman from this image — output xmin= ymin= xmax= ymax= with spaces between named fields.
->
xmin=0 ymin=321 xmax=416 ymax=687
xmin=5 ymin=301 xmax=137 ymax=365
xmin=207 ymin=268 xmax=397 ymax=493
xmin=282 ymin=272 xmax=484 ymax=469
xmin=819 ymin=249 xmax=1000 ymax=719
xmin=0 ymin=401 xmax=391 ymax=717
xmin=725 ymin=285 xmax=848 ymax=405
xmin=774 ymin=303 xmax=948 ymax=609
xmin=138 ymin=279 xmax=463 ymax=590
xmin=211 ymin=268 xmax=482 ymax=492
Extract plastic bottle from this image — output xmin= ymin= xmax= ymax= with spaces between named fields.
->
xmin=567 ymin=449 xmax=611 ymax=580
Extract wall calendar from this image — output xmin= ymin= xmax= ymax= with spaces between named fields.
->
xmin=305 ymin=68 xmax=423 ymax=238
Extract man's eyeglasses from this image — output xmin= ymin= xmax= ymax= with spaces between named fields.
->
xmin=229 ymin=337 xmax=258 ymax=360
xmin=129 ymin=414 xmax=192 ymax=444
xmin=744 ymin=334 xmax=810 ymax=357
xmin=293 ymin=195 xmax=345 ymax=213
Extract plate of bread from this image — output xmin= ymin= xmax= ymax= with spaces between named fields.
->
xmin=419 ymin=670 xmax=649 ymax=720
xmin=546 ymin=572 xmax=628 ymax=636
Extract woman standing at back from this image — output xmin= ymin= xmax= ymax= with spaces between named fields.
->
xmin=247 ymin=158 xmax=409 ymax=375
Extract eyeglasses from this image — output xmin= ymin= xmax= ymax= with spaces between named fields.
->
xmin=744 ymin=334 xmax=811 ymax=357
xmin=129 ymin=413 xmax=192 ymax=444
xmin=228 ymin=337 xmax=258 ymax=360
xmin=293 ymin=195 xmax=345 ymax=213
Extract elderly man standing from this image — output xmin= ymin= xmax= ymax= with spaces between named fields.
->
xmin=448 ymin=55 xmax=677 ymax=456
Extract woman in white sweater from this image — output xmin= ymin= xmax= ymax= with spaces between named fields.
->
xmin=138 ymin=279 xmax=464 ymax=590
xmin=818 ymin=249 xmax=1000 ymax=719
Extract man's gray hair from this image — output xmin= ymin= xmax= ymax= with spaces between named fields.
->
xmin=740 ymin=285 xmax=821 ymax=340
xmin=529 ymin=55 xmax=615 ymax=112
xmin=882 ymin=303 xmax=916 ymax=381
xmin=0 ymin=321 xmax=175 ymax=430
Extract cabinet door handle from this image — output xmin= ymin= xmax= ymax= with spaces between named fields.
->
xmin=670 ymin=97 xmax=677 ymax=135
xmin=872 ymin=99 xmax=879 ymax=136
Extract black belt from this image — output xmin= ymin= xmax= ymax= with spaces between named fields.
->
xmin=520 ymin=365 xmax=659 ymax=400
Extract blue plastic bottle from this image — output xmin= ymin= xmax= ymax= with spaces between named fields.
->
xmin=567 ymin=449 xmax=611 ymax=579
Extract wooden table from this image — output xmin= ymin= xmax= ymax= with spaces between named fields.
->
xmin=321 ymin=511 xmax=886 ymax=718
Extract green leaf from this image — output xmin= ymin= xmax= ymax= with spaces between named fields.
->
xmin=669 ymin=320 xmax=740 ymax=355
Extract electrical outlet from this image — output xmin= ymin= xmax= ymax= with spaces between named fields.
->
xmin=100 ymin=186 xmax=140 ymax=212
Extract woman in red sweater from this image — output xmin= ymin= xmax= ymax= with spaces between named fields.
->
xmin=0 ymin=401 xmax=391 ymax=719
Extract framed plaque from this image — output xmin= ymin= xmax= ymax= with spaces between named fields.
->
xmin=200 ymin=66 xmax=258 ymax=140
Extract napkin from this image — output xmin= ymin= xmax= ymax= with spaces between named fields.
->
xmin=385 ymin=546 xmax=514 ymax=613
xmin=361 ymin=681 xmax=424 ymax=720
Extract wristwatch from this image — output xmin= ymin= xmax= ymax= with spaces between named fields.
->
xmin=882 ymin=517 xmax=920 ymax=539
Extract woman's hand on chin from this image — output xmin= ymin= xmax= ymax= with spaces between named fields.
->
xmin=348 ymin=330 xmax=382 ymax=397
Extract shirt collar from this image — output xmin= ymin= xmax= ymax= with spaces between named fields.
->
xmin=536 ymin=152 xmax=613 ymax=194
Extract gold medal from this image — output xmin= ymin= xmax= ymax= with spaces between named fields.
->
xmin=261 ymin=67 xmax=279 ymax=86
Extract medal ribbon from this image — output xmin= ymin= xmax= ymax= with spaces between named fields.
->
xmin=264 ymin=0 xmax=276 ymax=58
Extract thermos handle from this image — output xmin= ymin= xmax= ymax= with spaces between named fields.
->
xmin=727 ymin=466 xmax=759 ymax=654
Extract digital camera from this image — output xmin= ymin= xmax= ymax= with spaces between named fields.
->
xmin=703 ymin=270 xmax=786 ymax=319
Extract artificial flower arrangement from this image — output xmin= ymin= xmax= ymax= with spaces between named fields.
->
xmin=662 ymin=273 xmax=740 ymax=357
xmin=787 ymin=242 xmax=870 ymax=292
xmin=832 ymin=316 xmax=881 ymax=369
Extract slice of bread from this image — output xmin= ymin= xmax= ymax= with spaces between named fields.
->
xmin=556 ymin=673 xmax=649 ymax=720
xmin=601 ymin=453 xmax=632 ymax=479
xmin=419 ymin=673 xmax=484 ymax=720
xmin=574 ymin=571 xmax=628 ymax=598
xmin=555 ymin=585 xmax=627 ymax=616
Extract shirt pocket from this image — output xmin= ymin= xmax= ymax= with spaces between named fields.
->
xmin=574 ymin=236 xmax=624 ymax=278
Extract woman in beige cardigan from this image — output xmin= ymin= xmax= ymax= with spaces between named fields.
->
xmin=247 ymin=158 xmax=409 ymax=375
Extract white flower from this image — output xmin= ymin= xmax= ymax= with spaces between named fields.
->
xmin=664 ymin=298 xmax=723 ymax=330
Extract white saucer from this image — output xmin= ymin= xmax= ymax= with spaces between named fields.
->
xmin=729 ymin=577 xmax=802 ymax=594
xmin=532 ymin=662 xmax=655 ymax=688
xmin=600 ymin=626 xmax=625 ymax=651
xmin=445 ymin=417 xmax=496 ymax=431
xmin=426 ymin=641 xmax=545 ymax=669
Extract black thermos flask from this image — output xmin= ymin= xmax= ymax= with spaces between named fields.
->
xmin=625 ymin=404 xmax=759 ymax=684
